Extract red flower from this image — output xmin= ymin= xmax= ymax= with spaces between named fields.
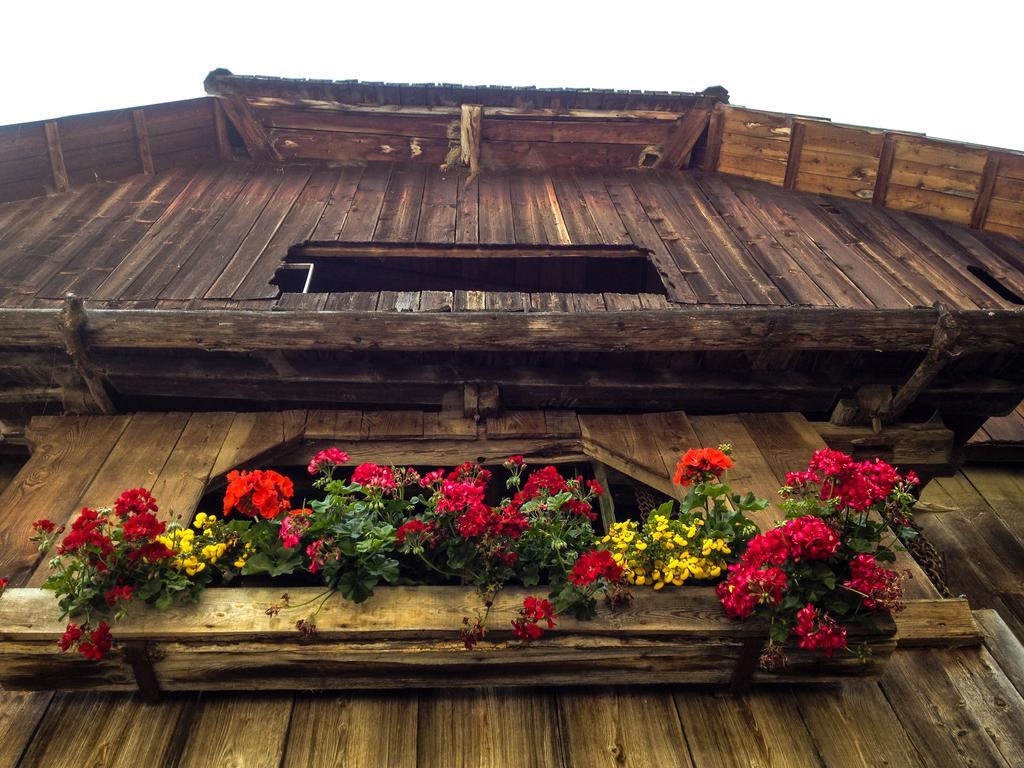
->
xmin=786 ymin=450 xmax=905 ymax=512
xmin=307 ymin=447 xmax=349 ymax=476
xmin=438 ymin=480 xmax=487 ymax=516
xmin=505 ymin=455 xmax=525 ymax=467
xmin=113 ymin=488 xmax=158 ymax=518
xmin=305 ymin=539 xmax=327 ymax=574
xmin=127 ymin=541 xmax=175 ymax=562
xmin=395 ymin=519 xmax=430 ymax=545
xmin=748 ymin=567 xmax=787 ymax=606
xmin=122 ymin=511 xmax=165 ymax=541
xmin=223 ymin=469 xmax=294 ymax=519
xmin=279 ymin=513 xmax=311 ymax=549
xmin=78 ymin=621 xmax=112 ymax=661
xmin=586 ymin=479 xmax=604 ymax=497
xmin=520 ymin=466 xmax=568 ymax=499
xmin=673 ymin=448 xmax=733 ymax=487
xmin=569 ymin=550 xmax=623 ymax=587
xmin=783 ymin=516 xmax=840 ymax=561
xmin=512 ymin=596 xmax=557 ymax=640
xmin=0 ymin=577 xmax=7 ymax=593
xmin=31 ymin=519 xmax=58 ymax=534
xmin=59 ymin=622 xmax=84 ymax=652
xmin=793 ymin=604 xmax=847 ymax=656
xmin=420 ymin=469 xmax=445 ymax=488
xmin=104 ymin=585 xmax=134 ymax=606
xmin=57 ymin=508 xmax=114 ymax=558
xmin=716 ymin=563 xmax=759 ymax=619
xmin=844 ymin=554 xmax=904 ymax=612
xmin=351 ymin=463 xmax=397 ymax=491
xmin=741 ymin=527 xmax=791 ymax=569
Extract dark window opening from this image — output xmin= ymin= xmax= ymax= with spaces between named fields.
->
xmin=272 ymin=242 xmax=667 ymax=295
xmin=967 ymin=265 xmax=1024 ymax=305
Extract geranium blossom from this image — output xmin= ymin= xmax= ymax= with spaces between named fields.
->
xmin=569 ymin=549 xmax=623 ymax=587
xmin=307 ymin=447 xmax=349 ymax=476
xmin=674 ymin=448 xmax=733 ymax=487
xmin=223 ymin=469 xmax=294 ymax=519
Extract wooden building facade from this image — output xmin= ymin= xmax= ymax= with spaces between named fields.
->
xmin=0 ymin=71 xmax=1023 ymax=766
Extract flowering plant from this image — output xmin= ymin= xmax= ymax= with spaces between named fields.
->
xmin=33 ymin=489 xmax=250 ymax=660
xmin=716 ymin=449 xmax=917 ymax=667
xmin=602 ymin=445 xmax=763 ymax=589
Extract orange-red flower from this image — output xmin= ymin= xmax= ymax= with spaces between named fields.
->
xmin=673 ymin=448 xmax=734 ymax=487
xmin=223 ymin=469 xmax=294 ymax=519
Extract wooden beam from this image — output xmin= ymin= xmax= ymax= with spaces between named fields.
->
xmin=58 ymin=294 xmax=116 ymax=415
xmin=214 ymin=97 xmax=279 ymax=161
xmin=212 ymin=99 xmax=233 ymax=159
xmin=460 ymin=104 xmax=482 ymax=182
xmin=43 ymin=121 xmax=69 ymax=193
xmin=655 ymin=101 xmax=714 ymax=169
xmin=970 ymin=153 xmax=1000 ymax=230
xmin=702 ymin=106 xmax=726 ymax=173
xmin=873 ymin=133 xmax=896 ymax=207
xmin=891 ymin=305 xmax=965 ymax=420
xmin=0 ymin=306 xmax=1023 ymax=354
xmin=783 ymin=120 xmax=807 ymax=190
xmin=289 ymin=242 xmax=649 ymax=260
xmin=131 ymin=109 xmax=155 ymax=175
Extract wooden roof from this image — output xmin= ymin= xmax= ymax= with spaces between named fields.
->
xmin=1 ymin=161 xmax=1023 ymax=311
xmin=0 ymin=69 xmax=1022 ymax=244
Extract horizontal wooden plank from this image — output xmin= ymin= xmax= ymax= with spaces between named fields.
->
xmin=0 ymin=306 xmax=1022 ymax=352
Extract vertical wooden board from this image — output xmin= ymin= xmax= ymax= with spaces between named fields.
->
xmin=880 ymin=649 xmax=1012 ymax=767
xmin=338 ymin=162 xmax=395 ymax=241
xmin=416 ymin=688 xmax=565 ymax=768
xmin=673 ymin=689 xmax=820 ymax=768
xmin=0 ymin=415 xmax=130 ymax=587
xmin=570 ymin=170 xmax=632 ymax=245
xmin=557 ymin=688 xmax=693 ymax=767
xmin=373 ymin=164 xmax=427 ymax=242
xmin=455 ymin=170 xmax=480 ymax=244
xmin=282 ymin=693 xmax=418 ymax=768
xmin=941 ymin=646 xmax=1024 ymax=766
xmin=176 ymin=694 xmax=294 ymax=768
xmin=311 ymin=165 xmax=365 ymax=240
xmin=18 ymin=693 xmax=190 ymax=768
xmin=477 ymin=173 xmax=515 ymax=243
xmin=0 ymin=691 xmax=51 ymax=768
xmin=687 ymin=414 xmax=782 ymax=531
xmin=205 ymin=165 xmax=314 ymax=298
xmin=149 ymin=412 xmax=236 ymax=525
xmin=417 ymin=169 xmax=459 ymax=243
xmin=794 ymin=682 xmax=924 ymax=767
xmin=544 ymin=410 xmax=581 ymax=438
xmin=550 ymin=170 xmax=603 ymax=244
xmin=509 ymin=171 xmax=549 ymax=244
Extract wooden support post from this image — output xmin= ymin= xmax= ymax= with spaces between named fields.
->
xmin=655 ymin=100 xmax=714 ymax=170
xmin=59 ymin=294 xmax=116 ymax=415
xmin=783 ymin=120 xmax=806 ymax=190
xmin=702 ymin=106 xmax=726 ymax=173
xmin=212 ymin=99 xmax=233 ymax=159
xmin=131 ymin=109 xmax=155 ymax=175
xmin=731 ymin=637 xmax=766 ymax=692
xmin=873 ymin=133 xmax=896 ymax=207
xmin=122 ymin=641 xmax=162 ymax=703
xmin=43 ymin=121 xmax=69 ymax=193
xmin=216 ymin=97 xmax=279 ymax=161
xmin=891 ymin=306 xmax=965 ymax=421
xmin=970 ymin=153 xmax=1000 ymax=230
xmin=590 ymin=461 xmax=616 ymax=532
xmin=460 ymin=104 xmax=482 ymax=183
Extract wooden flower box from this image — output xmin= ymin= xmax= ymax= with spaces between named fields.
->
xmin=0 ymin=587 xmax=979 ymax=699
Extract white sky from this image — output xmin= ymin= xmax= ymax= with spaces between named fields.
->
xmin=3 ymin=1 xmax=1022 ymax=151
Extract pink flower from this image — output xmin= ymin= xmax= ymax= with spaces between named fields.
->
xmin=307 ymin=447 xmax=350 ymax=476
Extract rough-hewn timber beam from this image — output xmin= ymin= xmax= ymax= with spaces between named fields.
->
xmin=58 ymin=295 xmax=116 ymax=415
xmin=970 ymin=153 xmax=1000 ymax=230
xmin=873 ymin=133 xmax=896 ymax=207
xmin=890 ymin=305 xmax=966 ymax=420
xmin=0 ymin=306 xmax=1021 ymax=354
xmin=655 ymin=99 xmax=714 ymax=169
xmin=460 ymin=104 xmax=481 ymax=182
xmin=213 ymin=97 xmax=280 ymax=162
